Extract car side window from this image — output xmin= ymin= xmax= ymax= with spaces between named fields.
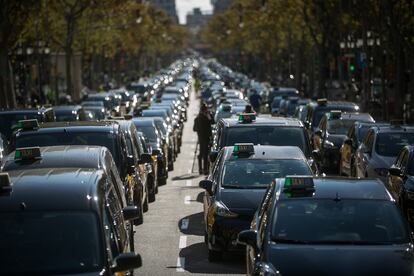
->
xmin=364 ymin=130 xmax=374 ymax=151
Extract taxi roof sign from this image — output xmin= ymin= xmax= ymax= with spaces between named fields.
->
xmin=329 ymin=110 xmax=342 ymax=119
xmin=17 ymin=119 xmax=39 ymax=131
xmin=0 ymin=173 xmax=12 ymax=195
xmin=233 ymin=143 xmax=254 ymax=156
xmin=14 ymin=147 xmax=41 ymax=161
xmin=390 ymin=119 xmax=403 ymax=127
xmin=283 ymin=176 xmax=315 ymax=193
xmin=238 ymin=113 xmax=256 ymax=123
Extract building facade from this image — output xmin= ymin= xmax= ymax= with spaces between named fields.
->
xmin=148 ymin=0 xmax=179 ymax=23
xmin=186 ymin=8 xmax=212 ymax=33
xmin=211 ymin=0 xmax=233 ymax=14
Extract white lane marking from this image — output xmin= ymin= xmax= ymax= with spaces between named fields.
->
xmin=179 ymin=236 xmax=187 ymax=249
xmin=181 ymin=218 xmax=189 ymax=230
xmin=176 ymin=257 xmax=185 ymax=272
xmin=186 ymin=180 xmax=192 ymax=187
xmin=184 ymin=195 xmax=191 ymax=204
xmin=187 ymin=168 xmax=192 ymax=174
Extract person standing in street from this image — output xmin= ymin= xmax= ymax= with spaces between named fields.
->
xmin=193 ymin=103 xmax=214 ymax=175
xmin=249 ymin=89 xmax=262 ymax=113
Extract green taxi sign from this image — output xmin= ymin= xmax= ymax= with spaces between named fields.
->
xmin=283 ymin=176 xmax=315 ymax=192
xmin=233 ymin=143 xmax=254 ymax=156
xmin=14 ymin=147 xmax=41 ymax=161
xmin=238 ymin=113 xmax=256 ymax=123
xmin=16 ymin=119 xmax=39 ymax=131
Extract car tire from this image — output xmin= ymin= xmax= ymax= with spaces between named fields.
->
xmin=208 ymin=249 xmax=222 ymax=262
xmin=149 ymin=187 xmax=156 ymax=203
xmin=159 ymin=177 xmax=167 ymax=186
xmin=134 ymin=208 xmax=144 ymax=226
xmin=168 ymin=162 xmax=174 ymax=171
xmin=129 ymin=225 xmax=135 ymax=252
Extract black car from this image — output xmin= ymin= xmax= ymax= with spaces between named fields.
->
xmin=211 ymin=113 xmax=317 ymax=173
xmin=304 ymin=99 xmax=360 ymax=138
xmin=137 ymin=131 xmax=159 ymax=192
xmin=239 ymin=176 xmax=414 ymax=276
xmin=11 ymin=120 xmax=147 ymax=224
xmin=313 ymin=111 xmax=375 ymax=174
xmin=2 ymin=145 xmax=141 ymax=247
xmin=0 ymin=107 xmax=55 ymax=141
xmin=133 ymin=117 xmax=172 ymax=173
xmin=53 ymin=105 xmax=89 ymax=122
xmin=339 ymin=122 xmax=388 ymax=176
xmin=199 ymin=144 xmax=313 ymax=262
xmin=386 ymin=145 xmax=414 ymax=224
xmin=0 ymin=169 xmax=142 ymax=275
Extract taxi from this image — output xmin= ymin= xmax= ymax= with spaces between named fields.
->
xmin=211 ymin=113 xmax=317 ymax=173
xmin=199 ymin=144 xmax=313 ymax=262
xmin=0 ymin=169 xmax=142 ymax=275
xmin=239 ymin=176 xmax=414 ymax=276
xmin=53 ymin=105 xmax=88 ymax=122
xmin=313 ymin=111 xmax=374 ymax=174
xmin=11 ymin=120 xmax=150 ymax=222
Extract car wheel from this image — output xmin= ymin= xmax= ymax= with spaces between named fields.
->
xmin=149 ymin=187 xmax=156 ymax=203
xmin=129 ymin=224 xmax=135 ymax=252
xmin=168 ymin=162 xmax=174 ymax=171
xmin=159 ymin=177 xmax=167 ymax=186
xmin=134 ymin=207 xmax=143 ymax=226
xmin=208 ymin=249 xmax=222 ymax=262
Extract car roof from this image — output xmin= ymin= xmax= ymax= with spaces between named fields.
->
xmin=2 ymin=145 xmax=107 ymax=172
xmin=220 ymin=116 xmax=303 ymax=127
xmin=132 ymin=117 xmax=156 ymax=126
xmin=372 ymin=125 xmax=414 ymax=133
xmin=53 ymin=105 xmax=83 ymax=112
xmin=17 ymin=121 xmax=119 ymax=135
xmin=311 ymin=101 xmax=359 ymax=109
xmin=0 ymin=107 xmax=53 ymax=115
xmin=223 ymin=145 xmax=307 ymax=160
xmin=276 ymin=177 xmax=391 ymax=200
xmin=0 ymin=168 xmax=105 ymax=211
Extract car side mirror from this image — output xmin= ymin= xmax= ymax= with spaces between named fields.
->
xmin=126 ymin=155 xmax=135 ymax=174
xmin=209 ymin=151 xmax=219 ymax=163
xmin=237 ymin=230 xmax=257 ymax=248
xmin=152 ymin=149 xmax=161 ymax=155
xmin=199 ymin=179 xmax=213 ymax=195
xmin=139 ymin=153 xmax=152 ymax=164
xmin=112 ymin=252 xmax=142 ymax=272
xmin=122 ymin=206 xmax=140 ymax=221
xmin=389 ymin=166 xmax=402 ymax=177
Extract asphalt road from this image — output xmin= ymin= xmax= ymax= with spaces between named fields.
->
xmin=134 ymin=90 xmax=246 ymax=275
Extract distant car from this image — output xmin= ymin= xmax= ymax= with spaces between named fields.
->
xmin=83 ymin=106 xmax=106 ymax=120
xmin=54 ymin=105 xmax=88 ymax=122
xmin=0 ymin=169 xmax=142 ymax=275
xmin=239 ymin=176 xmax=414 ymax=276
xmin=200 ymin=144 xmax=313 ymax=262
xmin=313 ymin=111 xmax=375 ymax=174
xmin=355 ymin=122 xmax=414 ymax=182
xmin=0 ymin=107 xmax=55 ymax=141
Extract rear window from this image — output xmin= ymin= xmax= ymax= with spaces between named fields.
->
xmin=224 ymin=126 xmax=310 ymax=156
xmin=0 ymin=211 xmax=102 ymax=274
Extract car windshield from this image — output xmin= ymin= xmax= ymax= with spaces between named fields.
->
xmin=357 ymin=125 xmax=371 ymax=143
xmin=15 ymin=132 xmax=119 ymax=165
xmin=55 ymin=113 xmax=78 ymax=122
xmin=327 ymin=119 xmax=355 ymax=135
xmin=272 ymin=199 xmax=409 ymax=244
xmin=0 ymin=113 xmax=44 ymax=140
xmin=0 ymin=211 xmax=102 ymax=274
xmin=224 ymin=127 xmax=310 ymax=156
xmin=222 ymin=159 xmax=311 ymax=188
xmin=84 ymin=108 xmax=105 ymax=120
xmin=376 ymin=132 xmax=414 ymax=157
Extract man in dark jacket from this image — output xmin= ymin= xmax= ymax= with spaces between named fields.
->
xmin=193 ymin=103 xmax=214 ymax=175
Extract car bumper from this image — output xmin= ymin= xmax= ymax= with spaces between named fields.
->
xmin=208 ymin=216 xmax=252 ymax=252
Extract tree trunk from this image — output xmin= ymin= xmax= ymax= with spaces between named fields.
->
xmin=65 ymin=46 xmax=73 ymax=101
xmin=0 ymin=50 xmax=16 ymax=108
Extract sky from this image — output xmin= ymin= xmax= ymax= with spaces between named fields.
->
xmin=175 ymin=0 xmax=213 ymax=24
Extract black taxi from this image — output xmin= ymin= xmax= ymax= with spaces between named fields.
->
xmin=0 ymin=169 xmax=142 ymax=275
xmin=239 ymin=176 xmax=414 ymax=276
xmin=199 ymin=144 xmax=313 ymax=262
xmin=211 ymin=113 xmax=316 ymax=173
xmin=10 ymin=120 xmax=147 ymax=224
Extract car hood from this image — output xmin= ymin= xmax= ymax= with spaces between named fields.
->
xmin=218 ymin=188 xmax=266 ymax=215
xmin=268 ymin=243 xmax=414 ymax=276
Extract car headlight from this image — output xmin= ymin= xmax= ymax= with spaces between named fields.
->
xmin=213 ymin=201 xmax=238 ymax=218
xmin=374 ymin=168 xmax=388 ymax=177
xmin=323 ymin=140 xmax=336 ymax=149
